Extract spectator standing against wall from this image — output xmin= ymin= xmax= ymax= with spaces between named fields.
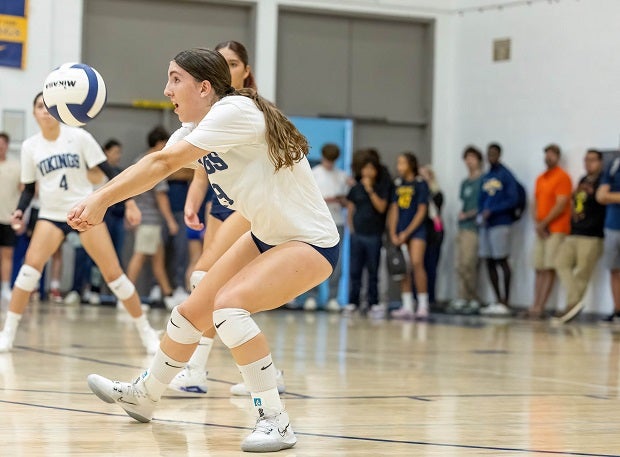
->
xmin=0 ymin=132 xmax=21 ymax=302
xmin=419 ymin=165 xmax=444 ymax=308
xmin=553 ymin=150 xmax=605 ymax=323
xmin=526 ymin=144 xmax=572 ymax=319
xmin=346 ymin=151 xmax=389 ymax=315
xmin=388 ymin=152 xmax=429 ymax=320
xmin=102 ymin=139 xmax=127 ymax=260
xmin=596 ymin=154 xmax=620 ymax=323
xmin=305 ymin=143 xmax=348 ymax=311
xmin=478 ymin=143 xmax=518 ymax=316
xmin=447 ymin=146 xmax=483 ymax=314
xmin=125 ymin=126 xmax=184 ymax=310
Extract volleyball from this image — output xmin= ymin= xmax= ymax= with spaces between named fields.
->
xmin=42 ymin=63 xmax=107 ymax=127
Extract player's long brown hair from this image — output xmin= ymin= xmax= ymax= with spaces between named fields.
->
xmin=173 ymin=48 xmax=308 ymax=171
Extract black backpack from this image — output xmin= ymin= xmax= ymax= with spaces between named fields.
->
xmin=512 ymin=179 xmax=527 ymax=221
xmin=385 ymin=241 xmax=407 ymax=280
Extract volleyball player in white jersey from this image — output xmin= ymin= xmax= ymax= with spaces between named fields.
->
xmin=0 ymin=92 xmax=160 ymax=354
xmin=167 ymin=40 xmax=285 ymax=397
xmin=70 ymin=47 xmax=339 ymax=452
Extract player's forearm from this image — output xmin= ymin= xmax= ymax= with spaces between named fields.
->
xmin=95 ymin=153 xmax=175 ymax=208
xmin=185 ymin=169 xmax=209 ymax=213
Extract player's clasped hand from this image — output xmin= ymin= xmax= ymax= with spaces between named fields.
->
xmin=67 ymin=195 xmax=106 ymax=231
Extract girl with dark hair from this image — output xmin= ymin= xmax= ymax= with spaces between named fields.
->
xmin=346 ymin=152 xmax=389 ymax=313
xmin=0 ymin=94 xmax=160 ymax=354
xmin=387 ymin=152 xmax=430 ymax=320
xmin=70 ymin=47 xmax=339 ymax=452
xmin=171 ymin=40 xmax=284 ymax=397
xmin=215 ymin=40 xmax=257 ymax=90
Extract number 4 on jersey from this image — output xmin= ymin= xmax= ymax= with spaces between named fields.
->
xmin=59 ymin=174 xmax=68 ymax=190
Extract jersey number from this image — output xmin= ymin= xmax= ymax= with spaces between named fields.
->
xmin=200 ymin=152 xmax=228 ymax=175
xmin=59 ymin=174 xmax=68 ymax=191
xmin=200 ymin=152 xmax=233 ymax=206
xmin=212 ymin=183 xmax=234 ymax=207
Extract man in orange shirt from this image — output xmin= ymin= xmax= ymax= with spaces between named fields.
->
xmin=526 ymin=144 xmax=572 ymax=318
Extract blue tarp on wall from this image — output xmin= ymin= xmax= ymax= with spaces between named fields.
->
xmin=290 ymin=116 xmax=353 ymax=307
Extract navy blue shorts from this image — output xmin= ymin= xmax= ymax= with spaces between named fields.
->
xmin=186 ymin=226 xmax=205 ymax=240
xmin=210 ymin=198 xmax=235 ymax=222
xmin=250 ymin=233 xmax=340 ymax=271
xmin=0 ymin=224 xmax=16 ymax=247
xmin=40 ymin=218 xmax=76 ymax=237
xmin=408 ymin=224 xmax=427 ymax=242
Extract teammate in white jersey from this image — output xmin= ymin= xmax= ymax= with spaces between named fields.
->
xmin=70 ymin=48 xmax=339 ymax=453
xmin=167 ymin=40 xmax=285 ymax=397
xmin=0 ymin=92 xmax=160 ymax=354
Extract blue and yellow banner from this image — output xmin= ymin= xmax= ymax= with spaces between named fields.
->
xmin=0 ymin=0 xmax=28 ymax=69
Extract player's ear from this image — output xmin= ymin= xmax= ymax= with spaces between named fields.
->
xmin=200 ymin=80 xmax=212 ymax=98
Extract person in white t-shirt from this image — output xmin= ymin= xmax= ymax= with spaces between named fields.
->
xmin=304 ymin=143 xmax=347 ymax=311
xmin=0 ymin=132 xmax=21 ymax=302
xmin=0 ymin=92 xmax=160 ymax=355
xmin=70 ymin=47 xmax=339 ymax=453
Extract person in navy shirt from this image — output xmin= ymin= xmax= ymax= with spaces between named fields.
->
xmin=596 ymin=156 xmax=620 ymax=322
xmin=346 ymin=151 xmax=389 ymax=314
xmin=478 ymin=143 xmax=518 ymax=316
xmin=388 ymin=152 xmax=430 ymax=320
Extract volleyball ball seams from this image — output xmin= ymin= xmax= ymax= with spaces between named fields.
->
xmin=43 ymin=63 xmax=107 ymax=126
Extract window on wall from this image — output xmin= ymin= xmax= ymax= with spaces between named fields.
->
xmin=277 ymin=9 xmax=433 ymax=167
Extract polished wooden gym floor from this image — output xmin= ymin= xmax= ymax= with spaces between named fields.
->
xmin=1 ymin=301 xmax=620 ymax=456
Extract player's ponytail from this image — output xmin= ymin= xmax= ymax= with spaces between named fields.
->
xmin=175 ymin=48 xmax=308 ymax=171
xmin=233 ymin=88 xmax=308 ymax=171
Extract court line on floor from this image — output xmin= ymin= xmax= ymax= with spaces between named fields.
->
xmin=0 ymin=387 xmax=600 ymax=403
xmin=0 ymin=398 xmax=616 ymax=457
xmin=10 ymin=345 xmax=615 ymax=400
xmin=12 ymin=345 xmax=310 ymax=398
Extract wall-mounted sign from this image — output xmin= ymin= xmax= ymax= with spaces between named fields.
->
xmin=0 ymin=0 xmax=28 ymax=69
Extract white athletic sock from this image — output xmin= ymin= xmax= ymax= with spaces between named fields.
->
xmin=401 ymin=292 xmax=414 ymax=312
xmin=251 ymin=387 xmax=283 ymax=417
xmin=417 ymin=293 xmax=429 ymax=314
xmin=50 ymin=279 xmax=60 ymax=290
xmin=143 ymin=349 xmax=185 ymax=400
xmin=1 ymin=281 xmax=9 ymax=292
xmin=133 ymin=314 xmax=151 ymax=333
xmin=187 ymin=337 xmax=213 ymax=371
xmin=190 ymin=270 xmax=207 ymax=290
xmin=238 ymin=354 xmax=282 ymax=416
xmin=3 ymin=311 xmax=22 ymax=339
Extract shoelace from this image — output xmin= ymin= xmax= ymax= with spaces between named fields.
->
xmin=253 ymin=415 xmax=278 ymax=435
xmin=112 ymin=379 xmax=149 ymax=400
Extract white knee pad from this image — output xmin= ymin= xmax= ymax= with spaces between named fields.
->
xmin=167 ymin=306 xmax=203 ymax=344
xmin=213 ymin=308 xmax=261 ymax=349
xmin=107 ymin=274 xmax=135 ymax=301
xmin=189 ymin=270 xmax=206 ymax=290
xmin=14 ymin=265 xmax=41 ymax=292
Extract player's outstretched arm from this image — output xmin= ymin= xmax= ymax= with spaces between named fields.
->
xmin=67 ymin=140 xmax=204 ymax=231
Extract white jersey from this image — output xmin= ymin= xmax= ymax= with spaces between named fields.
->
xmin=167 ymin=123 xmax=199 ymax=170
xmin=21 ymin=125 xmax=106 ymax=221
xmin=175 ymin=96 xmax=339 ymax=248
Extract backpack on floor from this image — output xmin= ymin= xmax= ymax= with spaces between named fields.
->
xmin=385 ymin=241 xmax=407 ymax=280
